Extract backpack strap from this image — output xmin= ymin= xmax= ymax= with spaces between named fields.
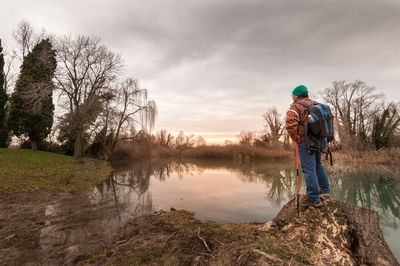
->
xmin=295 ymin=101 xmax=310 ymax=110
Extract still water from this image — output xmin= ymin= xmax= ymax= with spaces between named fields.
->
xmin=87 ymin=159 xmax=400 ymax=260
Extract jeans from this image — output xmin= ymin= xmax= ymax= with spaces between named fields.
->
xmin=298 ymin=141 xmax=330 ymax=202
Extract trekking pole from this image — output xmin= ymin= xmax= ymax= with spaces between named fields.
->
xmin=296 ymin=142 xmax=300 ymax=216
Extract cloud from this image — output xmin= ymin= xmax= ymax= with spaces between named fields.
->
xmin=2 ymin=0 xmax=400 ymax=141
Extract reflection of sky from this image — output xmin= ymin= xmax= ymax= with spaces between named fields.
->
xmin=37 ymin=161 xmax=399 ymax=262
xmin=150 ymin=169 xmax=283 ymax=223
xmin=108 ymin=161 xmax=400 ymax=260
xmin=382 ymin=225 xmax=400 ymax=260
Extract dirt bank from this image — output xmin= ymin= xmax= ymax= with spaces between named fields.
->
xmin=1 ymin=191 xmax=398 ymax=265
xmin=76 ymin=196 xmax=399 ymax=265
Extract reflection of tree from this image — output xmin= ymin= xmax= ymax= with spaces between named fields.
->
xmin=329 ymin=171 xmax=400 ymax=227
xmin=232 ymin=161 xmax=400 ymax=228
xmin=98 ymin=159 xmax=400 ymax=229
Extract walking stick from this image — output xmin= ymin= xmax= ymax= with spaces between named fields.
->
xmin=296 ymin=142 xmax=300 ymax=216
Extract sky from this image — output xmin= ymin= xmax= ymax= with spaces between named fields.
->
xmin=2 ymin=0 xmax=400 ymax=143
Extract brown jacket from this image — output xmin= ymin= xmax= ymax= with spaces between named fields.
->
xmin=285 ymin=96 xmax=314 ymax=143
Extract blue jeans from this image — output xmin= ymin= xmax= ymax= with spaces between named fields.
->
xmin=298 ymin=141 xmax=330 ymax=202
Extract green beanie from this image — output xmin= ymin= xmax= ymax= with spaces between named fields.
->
xmin=292 ymin=85 xmax=308 ymax=96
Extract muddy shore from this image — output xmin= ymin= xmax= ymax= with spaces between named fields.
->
xmin=1 ymin=190 xmax=398 ymax=265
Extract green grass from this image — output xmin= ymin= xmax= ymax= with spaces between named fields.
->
xmin=0 ymin=148 xmax=112 ymax=193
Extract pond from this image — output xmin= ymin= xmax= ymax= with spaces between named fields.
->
xmin=36 ymin=159 xmax=399 ymax=263
xmin=87 ymin=159 xmax=400 ymax=260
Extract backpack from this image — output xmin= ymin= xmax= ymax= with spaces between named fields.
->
xmin=296 ymin=101 xmax=334 ymax=164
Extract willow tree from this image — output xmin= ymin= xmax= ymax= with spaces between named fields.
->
xmin=88 ymin=78 xmax=157 ymax=159
xmin=54 ymin=35 xmax=123 ymax=160
xmin=9 ymin=39 xmax=56 ymax=150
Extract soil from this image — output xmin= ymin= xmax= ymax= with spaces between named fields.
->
xmin=0 ymin=190 xmax=313 ymax=266
xmin=1 ymin=191 xmax=398 ymax=266
xmin=0 ymin=190 xmax=124 ymax=265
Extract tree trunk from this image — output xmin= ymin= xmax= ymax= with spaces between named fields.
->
xmin=267 ymin=195 xmax=399 ymax=265
xmin=31 ymin=140 xmax=37 ymax=150
xmin=74 ymin=131 xmax=82 ymax=160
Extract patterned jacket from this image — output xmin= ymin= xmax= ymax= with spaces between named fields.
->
xmin=285 ymin=96 xmax=314 ymax=143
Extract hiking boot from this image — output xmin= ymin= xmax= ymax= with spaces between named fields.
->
xmin=301 ymin=196 xmax=323 ymax=210
xmin=319 ymin=191 xmax=331 ymax=201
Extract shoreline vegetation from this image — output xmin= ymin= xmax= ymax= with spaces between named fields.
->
xmin=111 ymin=139 xmax=400 ymax=166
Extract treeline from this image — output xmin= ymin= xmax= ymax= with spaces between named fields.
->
xmin=0 ymin=21 xmax=156 ymax=160
xmin=108 ymin=129 xmax=292 ymax=162
xmin=261 ymin=80 xmax=400 ymax=151
xmin=322 ymin=80 xmax=400 ymax=150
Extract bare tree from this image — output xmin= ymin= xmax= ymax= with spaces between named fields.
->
xmin=238 ymin=130 xmax=255 ymax=145
xmin=175 ymin=131 xmax=195 ymax=149
xmin=195 ymin=136 xmax=206 ymax=147
xmin=13 ymin=20 xmax=46 ymax=61
xmin=54 ymin=35 xmax=123 ymax=160
xmin=263 ymin=106 xmax=284 ymax=143
xmin=2 ymin=48 xmax=17 ymax=93
xmin=321 ymin=80 xmax=382 ymax=145
xmin=155 ymin=129 xmax=174 ymax=148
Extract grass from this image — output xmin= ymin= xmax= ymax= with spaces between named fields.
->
xmin=179 ymin=144 xmax=293 ymax=161
xmin=77 ymin=210 xmax=315 ymax=265
xmin=0 ymin=148 xmax=112 ymax=193
xmin=334 ymin=147 xmax=400 ymax=165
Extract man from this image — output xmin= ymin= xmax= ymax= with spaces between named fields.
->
xmin=285 ymin=85 xmax=330 ymax=207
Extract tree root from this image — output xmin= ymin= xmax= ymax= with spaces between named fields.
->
xmin=197 ymin=227 xmax=212 ymax=253
xmin=252 ymin=249 xmax=283 ymax=263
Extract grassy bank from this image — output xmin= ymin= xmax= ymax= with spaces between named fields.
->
xmin=0 ymin=148 xmax=112 ymax=193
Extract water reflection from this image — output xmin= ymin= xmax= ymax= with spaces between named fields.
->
xmin=104 ymin=159 xmax=399 ymax=228
xmin=104 ymin=159 xmax=400 ymax=259
xmin=37 ymin=159 xmax=400 ymax=262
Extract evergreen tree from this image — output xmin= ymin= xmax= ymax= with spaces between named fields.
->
xmin=0 ymin=39 xmax=9 ymax=147
xmin=9 ymin=39 xmax=56 ymax=150
xmin=371 ymin=103 xmax=400 ymax=149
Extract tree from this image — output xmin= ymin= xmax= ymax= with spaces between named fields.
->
xmin=13 ymin=20 xmax=46 ymax=61
xmin=371 ymin=103 xmax=400 ymax=149
xmin=155 ymin=129 xmax=174 ymax=148
xmin=0 ymin=39 xmax=9 ymax=147
xmin=238 ymin=131 xmax=255 ymax=145
xmin=174 ymin=131 xmax=195 ymax=149
xmin=9 ymin=39 xmax=56 ymax=150
xmin=88 ymin=78 xmax=157 ymax=159
xmin=263 ymin=106 xmax=284 ymax=143
xmin=54 ymin=35 xmax=123 ymax=160
xmin=321 ymin=80 xmax=382 ymax=146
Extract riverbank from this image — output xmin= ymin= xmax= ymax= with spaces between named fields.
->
xmin=0 ymin=149 xmax=114 ymax=264
xmin=1 ymin=149 xmax=398 ymax=264
xmin=75 ymin=196 xmax=398 ymax=265
xmin=0 ymin=148 xmax=112 ymax=192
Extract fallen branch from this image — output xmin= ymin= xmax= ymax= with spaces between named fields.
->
xmin=197 ymin=227 xmax=212 ymax=253
xmin=252 ymin=249 xmax=283 ymax=263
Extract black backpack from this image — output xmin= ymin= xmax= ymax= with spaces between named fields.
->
xmin=296 ymin=101 xmax=334 ymax=164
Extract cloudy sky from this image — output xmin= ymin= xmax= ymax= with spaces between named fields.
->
xmin=2 ymin=0 xmax=400 ymax=143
